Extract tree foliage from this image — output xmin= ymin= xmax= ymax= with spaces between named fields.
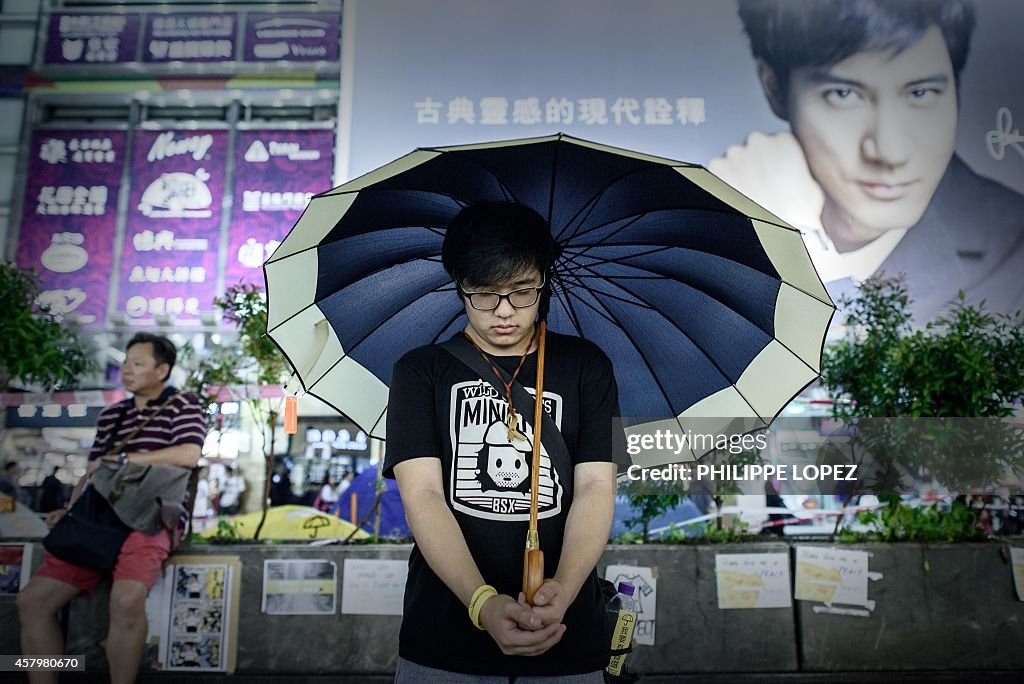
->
xmin=822 ymin=276 xmax=1024 ymax=419
xmin=183 ymin=282 xmax=291 ymax=539
xmin=0 ymin=262 xmax=96 ymax=391
xmin=820 ymin=276 xmax=1024 ymax=496
xmin=214 ymin=283 xmax=290 ymax=388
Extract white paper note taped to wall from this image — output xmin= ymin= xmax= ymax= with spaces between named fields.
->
xmin=1010 ymin=547 xmax=1024 ymax=602
xmin=715 ymin=552 xmax=791 ymax=609
xmin=341 ymin=558 xmax=408 ymax=615
xmin=794 ymin=546 xmax=876 ymax=610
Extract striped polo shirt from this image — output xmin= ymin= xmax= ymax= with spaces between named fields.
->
xmin=88 ymin=386 xmax=207 ymax=460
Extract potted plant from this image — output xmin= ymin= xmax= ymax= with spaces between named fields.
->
xmin=0 ymin=262 xmax=95 ymax=392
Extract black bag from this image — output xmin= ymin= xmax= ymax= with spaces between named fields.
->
xmin=43 ymin=486 xmax=132 ymax=571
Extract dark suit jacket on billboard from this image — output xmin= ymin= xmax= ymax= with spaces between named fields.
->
xmin=878 ymin=155 xmax=1024 ymax=324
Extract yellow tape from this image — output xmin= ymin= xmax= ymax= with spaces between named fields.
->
xmin=607 ymin=609 xmax=637 ymax=675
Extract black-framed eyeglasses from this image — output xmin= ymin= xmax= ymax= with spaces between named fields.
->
xmin=460 ymin=276 xmax=546 ymax=311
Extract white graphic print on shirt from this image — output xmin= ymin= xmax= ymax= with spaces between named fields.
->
xmin=448 ymin=380 xmax=563 ymax=521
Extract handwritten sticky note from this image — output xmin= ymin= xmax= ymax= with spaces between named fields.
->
xmin=1011 ymin=547 xmax=1024 ymax=602
xmin=341 ymin=558 xmax=408 ymax=615
xmin=715 ymin=553 xmax=791 ymax=609
xmin=794 ymin=546 xmax=873 ymax=609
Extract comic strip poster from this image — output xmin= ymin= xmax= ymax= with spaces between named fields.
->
xmin=0 ymin=544 xmax=32 ymax=595
xmin=157 ymin=555 xmax=241 ymax=673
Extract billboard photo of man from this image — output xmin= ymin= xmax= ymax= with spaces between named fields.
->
xmin=712 ymin=0 xmax=1024 ymax=324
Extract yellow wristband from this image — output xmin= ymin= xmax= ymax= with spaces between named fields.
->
xmin=468 ymin=584 xmax=498 ymax=631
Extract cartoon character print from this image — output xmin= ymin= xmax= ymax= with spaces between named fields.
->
xmin=448 ymin=380 xmax=563 ymax=521
xmin=480 ymin=420 xmax=531 ymax=493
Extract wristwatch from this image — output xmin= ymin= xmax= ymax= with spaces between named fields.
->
xmin=118 ymin=451 xmax=128 ymax=465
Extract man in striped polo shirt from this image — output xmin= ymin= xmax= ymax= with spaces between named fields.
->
xmin=18 ymin=333 xmax=207 ymax=684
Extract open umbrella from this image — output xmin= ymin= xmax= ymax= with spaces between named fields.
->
xmin=265 ymin=133 xmax=834 ymax=470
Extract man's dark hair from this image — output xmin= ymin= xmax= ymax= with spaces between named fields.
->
xmin=738 ymin=0 xmax=975 ymax=112
xmin=4 ymin=461 xmax=17 ymax=472
xmin=126 ymin=332 xmax=177 ymax=382
xmin=441 ymin=202 xmax=560 ymax=288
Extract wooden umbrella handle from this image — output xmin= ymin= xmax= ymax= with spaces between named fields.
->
xmin=523 ymin=321 xmax=547 ymax=604
xmin=523 ymin=547 xmax=544 ymax=604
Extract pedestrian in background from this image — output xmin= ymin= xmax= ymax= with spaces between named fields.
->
xmin=17 ymin=332 xmax=206 ymax=684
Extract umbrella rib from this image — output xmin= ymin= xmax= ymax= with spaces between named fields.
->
xmin=560 ymin=286 xmax=631 ymax=328
xmin=547 ymin=133 xmax=561 ymax=226
xmin=569 ymin=203 xmax=800 ymax=247
xmin=558 ymin=274 xmax=683 ymax=416
xmin=561 ymin=211 xmax=806 ymax=290
xmin=550 ymin=271 xmax=621 ymax=329
xmin=559 ymin=211 xmax=645 ymax=261
xmin=442 ymin=152 xmax=521 ymax=204
xmin=765 ymin=321 xmax=823 ymax=376
xmin=429 ymin=310 xmax=467 ymax=344
xmin=553 ymin=257 xmax=658 ymax=311
xmin=559 ymin=245 xmax=759 ymax=313
xmin=568 ymin=260 xmax=821 ymax=421
xmin=563 ymin=261 xmax=751 ymax=408
xmin=562 ymin=202 xmax=657 ymax=248
xmin=561 ymin=245 xmax=774 ymax=339
xmin=557 ymin=165 xmax=664 ymax=245
xmin=268 ymin=254 xmax=456 ymax=335
xmin=300 ymin=280 xmax=456 ymax=391
xmin=554 ymin=158 xmax=796 ymax=247
xmin=270 ymin=223 xmax=448 ymax=264
xmin=548 ymin=269 xmax=588 ymax=335
xmin=556 ymin=237 xmax=650 ymax=280
xmin=561 ymin=243 xmax=765 ymax=288
xmin=562 ymin=243 xmax=833 ymax=308
xmin=569 ymin=274 xmax=668 ymax=280
xmin=560 ymin=244 xmax=675 ymax=272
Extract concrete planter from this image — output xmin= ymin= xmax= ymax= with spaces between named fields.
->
xmin=602 ymin=543 xmax=798 ymax=674
xmin=2 ymin=541 xmax=1021 ymax=675
xmin=797 ymin=543 xmax=1023 ymax=671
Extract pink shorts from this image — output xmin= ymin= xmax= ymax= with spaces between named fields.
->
xmin=36 ymin=529 xmax=172 ymax=593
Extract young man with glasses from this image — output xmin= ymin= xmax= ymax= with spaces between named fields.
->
xmin=383 ymin=202 xmax=619 ymax=681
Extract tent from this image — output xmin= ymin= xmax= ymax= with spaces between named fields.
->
xmin=330 ymin=468 xmax=410 ymax=538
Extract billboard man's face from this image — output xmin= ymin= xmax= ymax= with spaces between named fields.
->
xmin=783 ymin=26 xmax=958 ymax=247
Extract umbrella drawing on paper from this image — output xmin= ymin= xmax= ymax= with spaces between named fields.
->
xmin=201 ymin=505 xmax=369 ymax=541
xmin=264 ymin=133 xmax=834 ymax=467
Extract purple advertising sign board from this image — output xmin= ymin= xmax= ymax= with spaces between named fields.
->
xmin=118 ymin=129 xmax=228 ymax=324
xmin=142 ymin=13 xmax=237 ymax=63
xmin=226 ymin=129 xmax=335 ymax=287
xmin=44 ymin=13 xmax=141 ymax=65
xmin=16 ymin=130 xmax=126 ymax=327
xmin=243 ymin=13 xmax=340 ymax=62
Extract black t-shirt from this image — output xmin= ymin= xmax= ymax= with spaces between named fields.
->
xmin=383 ymin=331 xmax=619 ymax=676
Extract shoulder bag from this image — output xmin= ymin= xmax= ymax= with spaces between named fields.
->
xmin=43 ymin=391 xmax=183 ymax=569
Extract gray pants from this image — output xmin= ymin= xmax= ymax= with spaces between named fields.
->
xmin=394 ymin=657 xmax=605 ymax=683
